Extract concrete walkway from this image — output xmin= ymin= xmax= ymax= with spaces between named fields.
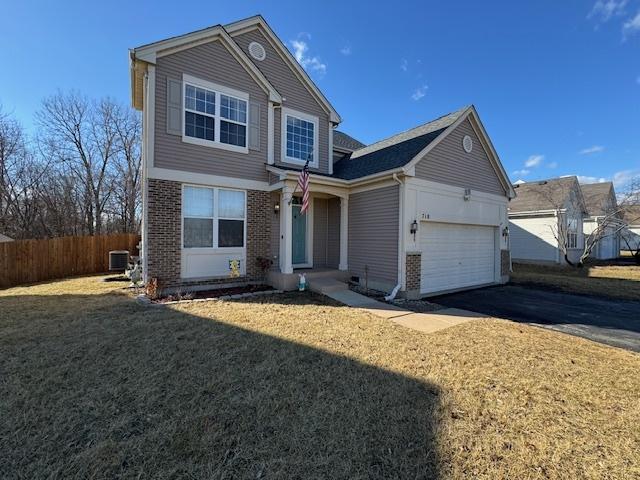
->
xmin=326 ymin=289 xmax=489 ymax=334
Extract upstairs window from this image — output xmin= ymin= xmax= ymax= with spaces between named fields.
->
xmin=281 ymin=108 xmax=319 ymax=167
xmin=182 ymin=74 xmax=248 ymax=153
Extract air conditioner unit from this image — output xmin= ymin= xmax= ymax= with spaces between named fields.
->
xmin=109 ymin=250 xmax=129 ymax=271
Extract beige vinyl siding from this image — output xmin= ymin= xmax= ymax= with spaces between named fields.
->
xmin=415 ymin=119 xmax=506 ymax=197
xmin=312 ymin=197 xmax=340 ymax=268
xmin=327 ymin=198 xmax=340 ymax=268
xmin=155 ymin=39 xmax=269 ymax=181
xmin=313 ymin=198 xmax=328 ymax=267
xmin=348 ymin=185 xmax=399 ymax=288
xmin=233 ymin=28 xmax=330 ymax=175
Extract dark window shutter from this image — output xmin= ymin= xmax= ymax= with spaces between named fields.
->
xmin=248 ymin=102 xmax=260 ymax=151
xmin=166 ymin=78 xmax=182 ymax=136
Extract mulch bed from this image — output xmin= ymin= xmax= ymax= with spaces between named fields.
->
xmin=349 ymin=283 xmax=442 ymax=313
xmin=152 ymin=284 xmax=273 ymax=304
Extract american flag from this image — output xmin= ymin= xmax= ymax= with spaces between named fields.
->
xmin=297 ymin=160 xmax=310 ymax=214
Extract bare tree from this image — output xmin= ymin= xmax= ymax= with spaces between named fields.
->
xmin=36 ymin=92 xmax=120 ymax=235
xmin=619 ymin=177 xmax=640 ymax=262
xmin=576 ymin=177 xmax=640 ymax=265
xmin=107 ymin=104 xmax=142 ymax=233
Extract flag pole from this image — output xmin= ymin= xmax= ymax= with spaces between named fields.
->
xmin=287 ymin=156 xmax=311 ymax=205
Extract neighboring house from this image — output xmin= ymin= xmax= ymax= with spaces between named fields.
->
xmin=621 ymin=205 xmax=640 ymax=252
xmin=129 ymin=15 xmax=515 ymax=298
xmin=0 ymin=234 xmax=14 ymax=243
xmin=581 ymin=182 xmax=620 ymax=260
xmin=509 ymin=177 xmax=587 ymax=264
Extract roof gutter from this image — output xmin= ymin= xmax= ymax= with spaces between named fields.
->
xmin=266 ymin=165 xmax=408 ymax=188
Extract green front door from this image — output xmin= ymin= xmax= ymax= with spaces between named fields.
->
xmin=292 ymin=205 xmax=307 ymax=265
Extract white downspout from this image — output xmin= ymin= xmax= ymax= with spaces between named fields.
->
xmin=386 ymin=173 xmax=404 ymax=301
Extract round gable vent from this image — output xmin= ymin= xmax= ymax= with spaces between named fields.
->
xmin=248 ymin=41 xmax=266 ymax=61
xmin=462 ymin=135 xmax=473 ymax=153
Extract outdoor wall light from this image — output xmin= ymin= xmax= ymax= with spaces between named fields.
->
xmin=274 ymin=202 xmax=280 ymax=214
xmin=502 ymin=226 xmax=509 ymax=238
xmin=410 ymin=220 xmax=418 ymax=240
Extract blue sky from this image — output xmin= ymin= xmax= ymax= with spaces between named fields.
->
xmin=1 ymin=0 xmax=639 ymax=188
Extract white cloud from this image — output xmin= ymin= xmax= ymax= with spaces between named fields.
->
xmin=411 ymin=85 xmax=428 ymax=101
xmin=525 ymin=154 xmax=544 ymax=168
xmin=623 ymin=11 xmax=640 ymax=38
xmin=588 ymin=0 xmax=628 ymax=22
xmin=290 ymin=37 xmax=327 ymax=76
xmin=513 ymin=169 xmax=530 ymax=176
xmin=548 ymin=161 xmax=558 ymax=169
xmin=340 ymin=45 xmax=351 ymax=56
xmin=576 ymin=175 xmax=607 ymax=184
xmin=400 ymin=59 xmax=408 ymax=72
xmin=579 ymin=145 xmax=605 ymax=154
xmin=612 ymin=169 xmax=639 ymax=188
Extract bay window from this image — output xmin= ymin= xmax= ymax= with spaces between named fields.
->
xmin=183 ymin=185 xmax=245 ymax=249
xmin=183 ymin=74 xmax=248 ymax=152
xmin=281 ymin=107 xmax=319 ymax=167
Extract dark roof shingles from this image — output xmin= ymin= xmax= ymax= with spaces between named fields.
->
xmin=332 ymin=106 xmax=468 ymax=180
xmin=580 ymin=182 xmax=614 ymax=216
xmin=509 ymin=177 xmax=578 ymax=213
xmin=333 ymin=131 xmax=365 ymax=151
xmin=332 ymin=128 xmax=447 ymax=180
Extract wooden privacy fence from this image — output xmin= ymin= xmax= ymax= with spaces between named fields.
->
xmin=0 ymin=233 xmax=140 ymax=289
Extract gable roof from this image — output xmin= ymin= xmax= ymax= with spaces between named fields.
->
xmin=333 ymin=131 xmax=365 ymax=152
xmin=225 ymin=15 xmax=341 ymax=123
xmin=510 ymin=176 xmax=584 ymax=213
xmin=622 ymin=205 xmax=640 ymax=226
xmin=580 ymin=182 xmax=615 ymax=216
xmin=332 ymin=107 xmax=467 ymax=180
xmin=130 ymin=22 xmax=282 ymax=110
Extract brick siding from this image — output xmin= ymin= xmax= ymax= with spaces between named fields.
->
xmin=147 ymin=179 xmax=181 ymax=287
xmin=146 ymin=179 xmax=271 ymax=291
xmin=405 ymin=252 xmax=421 ymax=292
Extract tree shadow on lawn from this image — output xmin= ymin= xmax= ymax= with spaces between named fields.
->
xmin=0 ymin=291 xmax=442 ymax=479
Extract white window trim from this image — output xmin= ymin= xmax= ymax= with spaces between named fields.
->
xmin=182 ymin=74 xmax=250 ymax=154
xmin=181 ymin=184 xmax=247 ymax=251
xmin=281 ymin=107 xmax=319 ymax=168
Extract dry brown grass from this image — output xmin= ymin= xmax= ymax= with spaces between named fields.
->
xmin=1 ymin=276 xmax=639 ymax=479
xmin=511 ymin=262 xmax=640 ymax=300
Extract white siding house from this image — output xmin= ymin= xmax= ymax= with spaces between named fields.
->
xmin=508 ymin=177 xmax=586 ymax=265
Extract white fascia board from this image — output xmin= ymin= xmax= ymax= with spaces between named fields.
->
xmin=401 ymin=107 xmax=471 ymax=174
xmin=225 ymin=16 xmax=341 ymax=124
xmin=401 ymin=105 xmax=516 ymax=200
xmin=131 ymin=26 xmax=282 ymax=104
xmin=148 ymin=167 xmax=271 ymax=191
xmin=508 ymin=209 xmax=564 ymax=218
xmin=465 ymin=107 xmax=517 ymax=199
xmin=266 ymin=165 xmax=408 ymax=189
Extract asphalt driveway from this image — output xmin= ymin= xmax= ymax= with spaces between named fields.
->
xmin=433 ymin=285 xmax=640 ymax=352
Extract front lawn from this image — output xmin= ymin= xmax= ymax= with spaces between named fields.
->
xmin=511 ymin=262 xmax=640 ymax=300
xmin=1 ymin=276 xmax=639 ymax=479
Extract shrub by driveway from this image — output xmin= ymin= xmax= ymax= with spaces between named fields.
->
xmin=1 ymin=276 xmax=639 ymax=479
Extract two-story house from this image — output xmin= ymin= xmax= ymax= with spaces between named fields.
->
xmin=130 ymin=15 xmax=515 ymax=298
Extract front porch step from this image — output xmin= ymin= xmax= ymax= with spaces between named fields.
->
xmin=308 ymin=277 xmax=349 ymax=294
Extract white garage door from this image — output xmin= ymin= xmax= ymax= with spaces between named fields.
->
xmin=420 ymin=222 xmax=496 ymax=295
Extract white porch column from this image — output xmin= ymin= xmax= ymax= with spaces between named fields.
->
xmin=339 ymin=196 xmax=349 ymax=271
xmin=279 ymin=186 xmax=293 ymax=274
